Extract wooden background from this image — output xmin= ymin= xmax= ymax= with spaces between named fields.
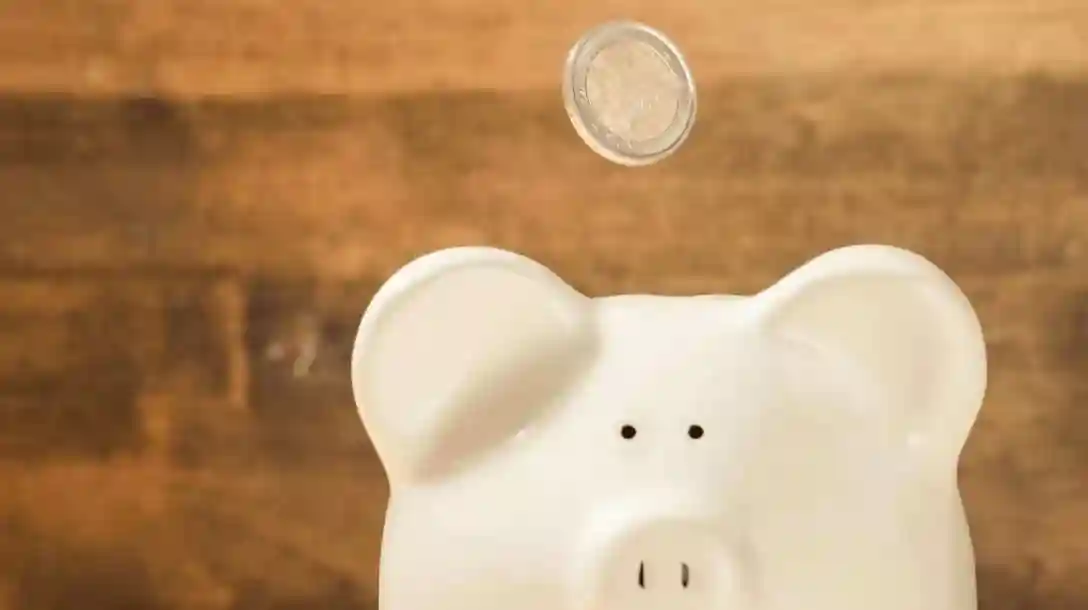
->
xmin=1 ymin=1 xmax=1087 ymax=608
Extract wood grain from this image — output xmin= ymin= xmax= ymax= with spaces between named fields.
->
xmin=0 ymin=273 xmax=244 ymax=461
xmin=1 ymin=77 xmax=1086 ymax=281
xmin=1 ymin=0 xmax=1088 ymax=97
xmin=0 ymin=0 xmax=1086 ymax=608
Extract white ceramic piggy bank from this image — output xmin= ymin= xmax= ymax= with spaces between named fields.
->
xmin=351 ymin=245 xmax=987 ymax=610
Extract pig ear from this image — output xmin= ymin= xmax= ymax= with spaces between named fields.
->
xmin=351 ymin=247 xmax=594 ymax=484
xmin=754 ymin=245 xmax=987 ymax=466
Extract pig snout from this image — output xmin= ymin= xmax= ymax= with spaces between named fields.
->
xmin=573 ymin=499 xmax=751 ymax=610
xmin=635 ymin=559 xmax=690 ymax=590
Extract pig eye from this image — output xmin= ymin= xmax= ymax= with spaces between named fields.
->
xmin=687 ymin=425 xmax=704 ymax=439
xmin=620 ymin=425 xmax=637 ymax=440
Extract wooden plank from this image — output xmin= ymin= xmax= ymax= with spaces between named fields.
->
xmin=957 ymin=273 xmax=1088 ymax=601
xmin=242 ymin=276 xmax=383 ymax=471
xmin=0 ymin=274 xmax=381 ymax=610
xmin=0 ymin=273 xmax=247 ymax=462
xmin=1 ymin=75 xmax=1086 ymax=282
xmin=0 ymin=0 xmax=1086 ymax=97
xmin=0 ymin=464 xmax=381 ymax=610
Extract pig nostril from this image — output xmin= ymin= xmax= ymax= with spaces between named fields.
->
xmin=681 ymin=563 xmax=690 ymax=588
xmin=638 ymin=561 xmax=646 ymax=589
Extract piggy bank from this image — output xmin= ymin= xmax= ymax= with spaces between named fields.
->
xmin=351 ymin=245 xmax=987 ymax=610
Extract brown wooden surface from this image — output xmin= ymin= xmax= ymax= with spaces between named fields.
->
xmin=1 ymin=1 xmax=1086 ymax=609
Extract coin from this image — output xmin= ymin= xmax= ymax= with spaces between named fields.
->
xmin=563 ymin=22 xmax=697 ymax=166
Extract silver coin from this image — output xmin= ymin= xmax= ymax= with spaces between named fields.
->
xmin=563 ymin=22 xmax=696 ymax=166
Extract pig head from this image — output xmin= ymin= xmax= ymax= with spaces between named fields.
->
xmin=351 ymin=245 xmax=987 ymax=610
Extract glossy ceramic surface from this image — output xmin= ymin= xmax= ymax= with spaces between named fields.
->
xmin=352 ymin=245 xmax=987 ymax=610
